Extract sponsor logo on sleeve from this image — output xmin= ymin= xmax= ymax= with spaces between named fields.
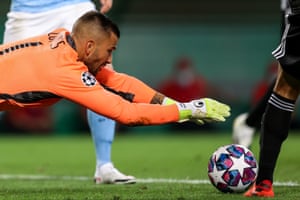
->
xmin=81 ymin=71 xmax=97 ymax=87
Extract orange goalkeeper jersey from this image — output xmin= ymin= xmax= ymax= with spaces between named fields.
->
xmin=0 ymin=29 xmax=179 ymax=125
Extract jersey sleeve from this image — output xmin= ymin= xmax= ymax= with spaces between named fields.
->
xmin=80 ymin=86 xmax=179 ymax=125
xmin=96 ymin=67 xmax=157 ymax=103
xmin=51 ymin=67 xmax=179 ymax=125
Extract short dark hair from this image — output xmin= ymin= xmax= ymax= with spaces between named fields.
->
xmin=74 ymin=11 xmax=120 ymax=38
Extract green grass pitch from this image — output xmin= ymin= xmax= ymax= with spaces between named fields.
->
xmin=0 ymin=130 xmax=299 ymax=200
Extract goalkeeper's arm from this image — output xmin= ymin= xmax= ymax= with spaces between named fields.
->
xmin=144 ymin=91 xmax=231 ymax=124
xmin=96 ymin=67 xmax=230 ymax=124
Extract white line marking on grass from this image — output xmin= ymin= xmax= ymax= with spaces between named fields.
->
xmin=273 ymin=181 xmax=299 ymax=187
xmin=138 ymin=178 xmax=210 ymax=184
xmin=0 ymin=174 xmax=298 ymax=186
xmin=0 ymin=174 xmax=90 ymax=181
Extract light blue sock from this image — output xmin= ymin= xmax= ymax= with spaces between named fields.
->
xmin=87 ymin=109 xmax=116 ymax=167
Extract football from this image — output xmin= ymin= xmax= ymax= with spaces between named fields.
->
xmin=207 ymin=144 xmax=258 ymax=193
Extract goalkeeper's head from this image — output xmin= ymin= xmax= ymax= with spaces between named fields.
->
xmin=71 ymin=11 xmax=120 ymax=76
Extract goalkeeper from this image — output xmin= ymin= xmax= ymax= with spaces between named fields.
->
xmin=0 ymin=11 xmax=230 ymax=128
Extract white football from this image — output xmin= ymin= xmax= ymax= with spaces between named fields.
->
xmin=207 ymin=144 xmax=258 ymax=193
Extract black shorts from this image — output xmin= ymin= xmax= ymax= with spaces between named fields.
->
xmin=272 ymin=1 xmax=300 ymax=80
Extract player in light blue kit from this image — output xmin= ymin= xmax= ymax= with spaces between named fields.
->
xmin=4 ymin=0 xmax=136 ymax=184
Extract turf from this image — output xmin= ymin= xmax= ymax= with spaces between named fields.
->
xmin=0 ymin=131 xmax=299 ymax=200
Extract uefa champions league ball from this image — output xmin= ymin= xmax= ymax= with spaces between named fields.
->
xmin=207 ymin=144 xmax=258 ymax=193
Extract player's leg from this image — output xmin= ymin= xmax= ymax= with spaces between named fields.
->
xmin=87 ymin=109 xmax=136 ymax=184
xmin=232 ymin=79 xmax=276 ymax=148
xmin=245 ymin=68 xmax=298 ymax=197
xmin=245 ymin=6 xmax=300 ymax=195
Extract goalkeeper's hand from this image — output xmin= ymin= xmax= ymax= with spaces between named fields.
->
xmin=163 ymin=97 xmax=230 ymax=124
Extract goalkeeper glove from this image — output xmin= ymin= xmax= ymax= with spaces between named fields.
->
xmin=163 ymin=97 xmax=230 ymax=124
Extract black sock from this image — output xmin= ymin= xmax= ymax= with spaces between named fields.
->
xmin=246 ymin=79 xmax=276 ymax=129
xmin=256 ymin=93 xmax=295 ymax=183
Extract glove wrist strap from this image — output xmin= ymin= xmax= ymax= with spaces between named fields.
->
xmin=162 ymin=97 xmax=177 ymax=105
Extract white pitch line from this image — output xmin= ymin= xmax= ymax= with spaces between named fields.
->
xmin=0 ymin=174 xmax=298 ymax=187
xmin=137 ymin=178 xmax=210 ymax=184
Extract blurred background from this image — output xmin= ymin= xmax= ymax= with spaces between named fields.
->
xmin=0 ymin=0 xmax=297 ymax=134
